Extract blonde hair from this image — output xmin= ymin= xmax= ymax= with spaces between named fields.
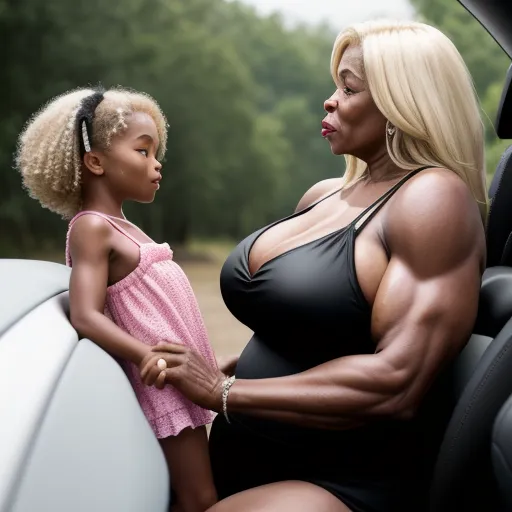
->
xmin=331 ymin=20 xmax=488 ymax=222
xmin=16 ymin=86 xmax=168 ymax=219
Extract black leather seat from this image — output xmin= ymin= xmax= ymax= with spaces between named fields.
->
xmin=487 ymin=58 xmax=512 ymax=268
xmin=492 ymin=393 xmax=512 ymax=510
xmin=426 ymin=63 xmax=512 ymax=512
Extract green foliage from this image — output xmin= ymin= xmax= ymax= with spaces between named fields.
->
xmin=0 ymin=0 xmax=342 ymax=253
xmin=3 ymin=0 xmax=512 ymax=255
xmin=411 ymin=0 xmax=511 ymax=182
xmin=411 ymin=0 xmax=509 ymax=95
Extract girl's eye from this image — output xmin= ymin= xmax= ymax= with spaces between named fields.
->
xmin=343 ymin=86 xmax=354 ymax=96
xmin=137 ymin=149 xmax=148 ymax=157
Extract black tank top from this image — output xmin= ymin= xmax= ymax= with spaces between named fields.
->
xmin=220 ymin=167 xmax=431 ymax=380
xmin=216 ymin=167 xmax=436 ymax=503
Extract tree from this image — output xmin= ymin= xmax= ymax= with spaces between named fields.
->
xmin=410 ymin=0 xmax=511 ymax=180
xmin=0 ymin=0 xmax=342 ymax=255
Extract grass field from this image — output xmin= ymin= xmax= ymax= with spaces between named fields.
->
xmin=179 ymin=257 xmax=252 ymax=358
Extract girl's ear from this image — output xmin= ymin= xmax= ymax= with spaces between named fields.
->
xmin=83 ymin=151 xmax=104 ymax=176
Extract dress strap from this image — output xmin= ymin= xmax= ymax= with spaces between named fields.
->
xmin=65 ymin=210 xmax=142 ymax=267
xmin=353 ymin=166 xmax=434 ymax=233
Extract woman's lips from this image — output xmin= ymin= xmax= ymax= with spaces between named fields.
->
xmin=321 ymin=120 xmax=337 ymax=137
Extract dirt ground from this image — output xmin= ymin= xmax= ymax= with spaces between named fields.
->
xmin=180 ymin=259 xmax=252 ymax=358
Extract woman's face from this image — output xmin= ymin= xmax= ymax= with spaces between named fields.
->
xmin=322 ymin=45 xmax=388 ymax=160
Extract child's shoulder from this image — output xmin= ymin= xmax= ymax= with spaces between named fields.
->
xmin=70 ymin=212 xmax=112 ymax=234
xmin=68 ymin=213 xmax=114 ymax=251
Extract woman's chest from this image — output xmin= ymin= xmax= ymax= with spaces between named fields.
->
xmin=247 ymin=198 xmax=365 ymax=278
xmin=221 ymin=228 xmax=386 ymax=338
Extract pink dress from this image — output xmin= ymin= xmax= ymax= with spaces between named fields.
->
xmin=66 ymin=211 xmax=216 ymax=438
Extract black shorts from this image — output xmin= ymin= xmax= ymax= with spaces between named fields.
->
xmin=208 ymin=413 xmax=430 ymax=512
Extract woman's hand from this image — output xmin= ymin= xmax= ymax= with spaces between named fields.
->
xmin=139 ymin=343 xmax=226 ymax=412
xmin=216 ymin=354 xmax=239 ymax=377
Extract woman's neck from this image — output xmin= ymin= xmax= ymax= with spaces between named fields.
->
xmin=365 ymin=151 xmax=407 ymax=183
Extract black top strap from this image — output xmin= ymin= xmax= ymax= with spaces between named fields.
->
xmin=354 ymin=166 xmax=434 ymax=233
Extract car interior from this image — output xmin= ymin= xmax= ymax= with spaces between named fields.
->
xmin=1 ymin=1 xmax=512 ymax=511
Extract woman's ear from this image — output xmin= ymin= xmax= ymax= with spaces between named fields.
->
xmin=83 ymin=151 xmax=105 ymax=176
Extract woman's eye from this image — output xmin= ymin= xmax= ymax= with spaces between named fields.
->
xmin=343 ymin=86 xmax=354 ymax=96
xmin=137 ymin=149 xmax=148 ymax=157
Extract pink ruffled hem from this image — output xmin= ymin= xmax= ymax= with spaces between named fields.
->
xmin=148 ymin=407 xmax=216 ymax=439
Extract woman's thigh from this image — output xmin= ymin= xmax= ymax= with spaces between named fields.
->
xmin=209 ymin=415 xmax=287 ymax=497
xmin=206 ymin=481 xmax=352 ymax=512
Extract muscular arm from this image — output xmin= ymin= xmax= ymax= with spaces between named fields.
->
xmin=69 ymin=216 xmax=149 ymax=365
xmin=227 ymin=171 xmax=485 ymax=428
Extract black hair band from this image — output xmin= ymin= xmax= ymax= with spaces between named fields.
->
xmin=77 ymin=88 xmax=106 ymax=158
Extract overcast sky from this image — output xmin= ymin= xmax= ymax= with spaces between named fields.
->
xmin=235 ymin=0 xmax=415 ymax=29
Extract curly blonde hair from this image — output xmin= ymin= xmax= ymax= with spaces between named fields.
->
xmin=16 ymin=86 xmax=168 ymax=219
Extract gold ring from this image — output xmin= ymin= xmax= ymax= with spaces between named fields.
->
xmin=157 ymin=358 xmax=167 ymax=371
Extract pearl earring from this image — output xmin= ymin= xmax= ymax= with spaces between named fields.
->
xmin=387 ymin=124 xmax=396 ymax=137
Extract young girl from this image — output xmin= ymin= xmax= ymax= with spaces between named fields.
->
xmin=16 ymin=86 xmax=218 ymax=512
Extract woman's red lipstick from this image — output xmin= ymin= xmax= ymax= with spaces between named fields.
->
xmin=321 ymin=121 xmax=337 ymax=137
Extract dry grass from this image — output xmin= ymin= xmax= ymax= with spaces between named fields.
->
xmin=180 ymin=258 xmax=252 ymax=357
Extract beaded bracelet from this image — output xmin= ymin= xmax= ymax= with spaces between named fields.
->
xmin=221 ymin=375 xmax=236 ymax=424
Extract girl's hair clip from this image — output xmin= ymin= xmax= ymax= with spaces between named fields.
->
xmin=81 ymin=120 xmax=91 ymax=153
xmin=76 ymin=88 xmax=105 ymax=157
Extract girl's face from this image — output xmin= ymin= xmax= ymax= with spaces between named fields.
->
xmin=101 ymin=112 xmax=163 ymax=203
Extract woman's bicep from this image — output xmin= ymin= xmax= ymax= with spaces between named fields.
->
xmin=371 ymin=174 xmax=484 ymax=413
xmin=370 ymin=255 xmax=480 ymax=416
xmin=373 ymin=253 xmax=480 ymax=358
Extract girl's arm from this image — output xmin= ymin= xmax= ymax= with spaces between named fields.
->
xmin=69 ymin=215 xmax=149 ymax=365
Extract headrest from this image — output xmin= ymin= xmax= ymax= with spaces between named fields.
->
xmin=496 ymin=64 xmax=512 ymax=139
xmin=486 ymin=145 xmax=512 ymax=267
xmin=475 ymin=267 xmax=512 ymax=337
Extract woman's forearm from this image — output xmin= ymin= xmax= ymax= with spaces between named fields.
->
xmin=72 ymin=311 xmax=149 ymax=365
xmin=227 ymin=354 xmax=410 ymax=424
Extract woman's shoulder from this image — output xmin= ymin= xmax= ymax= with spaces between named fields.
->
xmin=295 ymin=178 xmax=343 ymax=212
xmin=385 ymin=167 xmax=486 ymax=268
xmin=390 ymin=167 xmax=478 ymax=220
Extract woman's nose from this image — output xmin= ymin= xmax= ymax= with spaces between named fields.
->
xmin=324 ymin=95 xmax=338 ymax=113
